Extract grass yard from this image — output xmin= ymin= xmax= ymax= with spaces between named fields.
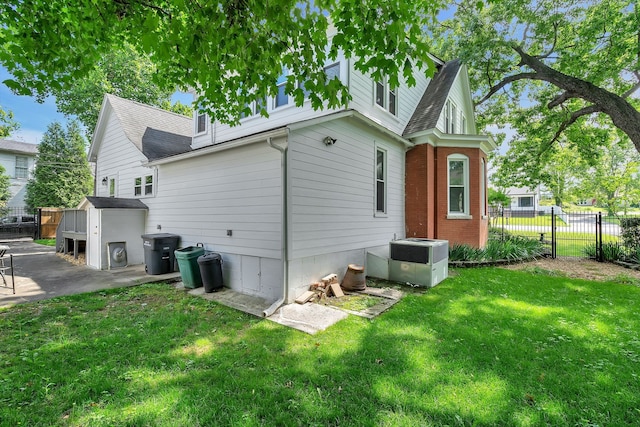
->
xmin=491 ymin=215 xmax=568 ymax=227
xmin=1 ymin=269 xmax=639 ymax=426
xmin=492 ymin=230 xmax=619 ymax=257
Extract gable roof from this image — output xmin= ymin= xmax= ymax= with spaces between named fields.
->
xmin=89 ymin=94 xmax=193 ymax=162
xmin=403 ymin=59 xmax=462 ymax=137
xmin=0 ymin=139 xmax=39 ymax=155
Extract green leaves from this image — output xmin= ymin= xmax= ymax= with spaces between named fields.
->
xmin=0 ymin=0 xmax=441 ymax=125
xmin=25 ymin=121 xmax=93 ymax=210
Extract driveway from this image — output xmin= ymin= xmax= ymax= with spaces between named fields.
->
xmin=0 ymin=240 xmax=180 ymax=308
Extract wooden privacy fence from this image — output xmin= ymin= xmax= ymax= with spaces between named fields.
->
xmin=38 ymin=208 xmax=63 ymax=239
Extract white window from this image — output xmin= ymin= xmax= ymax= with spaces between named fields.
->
xmin=196 ymin=112 xmax=207 ymax=134
xmin=518 ymin=196 xmax=533 ymax=208
xmin=448 ymin=154 xmax=469 ymax=216
xmin=461 ymin=115 xmax=467 ymax=134
xmin=299 ymin=62 xmax=341 ymax=99
xmin=109 ymin=178 xmax=116 ymax=198
xmin=275 ymin=71 xmax=289 ymax=108
xmin=134 ymin=175 xmax=154 ymax=197
xmin=375 ymin=148 xmax=387 ymax=214
xmin=15 ymin=156 xmax=28 ymax=179
xmin=444 ymin=100 xmax=458 ymax=134
xmin=375 ymin=79 xmax=397 ymax=115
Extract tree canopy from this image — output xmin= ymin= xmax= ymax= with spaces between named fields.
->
xmin=25 ymin=121 xmax=93 ymax=209
xmin=52 ymin=43 xmax=192 ymax=136
xmin=0 ymin=106 xmax=18 ymax=138
xmin=432 ymin=0 xmax=640 ymax=153
xmin=0 ymin=0 xmax=442 ymax=125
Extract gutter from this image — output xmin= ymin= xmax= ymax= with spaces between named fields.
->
xmin=262 ymin=131 xmax=289 ymax=317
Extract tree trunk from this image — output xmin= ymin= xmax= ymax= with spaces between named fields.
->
xmin=514 ymin=47 xmax=640 ymax=153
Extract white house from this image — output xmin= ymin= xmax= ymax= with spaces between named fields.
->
xmin=0 ymin=139 xmax=38 ymax=208
xmin=87 ymin=52 xmax=495 ymax=311
xmin=504 ymin=186 xmax=540 ymax=215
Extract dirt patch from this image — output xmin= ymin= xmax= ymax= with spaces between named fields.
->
xmin=500 ymin=257 xmax=640 ymax=282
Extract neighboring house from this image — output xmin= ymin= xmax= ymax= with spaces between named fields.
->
xmin=504 ymin=186 xmax=540 ymax=216
xmin=0 ymin=139 xmax=38 ymax=208
xmin=88 ymin=50 xmax=495 ymax=305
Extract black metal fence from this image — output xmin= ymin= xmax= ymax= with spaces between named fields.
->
xmin=490 ymin=208 xmax=630 ymax=260
xmin=0 ymin=207 xmax=38 ymax=240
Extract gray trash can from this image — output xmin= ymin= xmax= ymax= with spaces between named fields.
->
xmin=141 ymin=233 xmax=180 ymax=275
xmin=197 ymin=253 xmax=223 ymax=293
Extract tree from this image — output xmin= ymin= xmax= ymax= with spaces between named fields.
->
xmin=431 ymin=0 xmax=640 ymax=154
xmin=52 ymin=44 xmax=192 ymax=136
xmin=0 ymin=165 xmax=12 ymax=207
xmin=492 ymin=142 xmax=588 ymax=207
xmin=0 ymin=106 xmax=18 ymax=138
xmin=25 ymin=121 xmax=93 ymax=210
xmin=576 ymin=134 xmax=640 ymax=216
xmin=0 ymin=1 xmax=440 ymax=125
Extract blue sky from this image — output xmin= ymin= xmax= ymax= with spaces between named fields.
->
xmin=0 ymin=66 xmax=68 ymax=144
xmin=0 ymin=65 xmax=193 ymax=145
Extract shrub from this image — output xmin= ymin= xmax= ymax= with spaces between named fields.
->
xmin=619 ymin=217 xmax=640 ymax=251
xmin=449 ymin=235 xmax=545 ymax=263
xmin=582 ymin=242 xmax=626 ymax=262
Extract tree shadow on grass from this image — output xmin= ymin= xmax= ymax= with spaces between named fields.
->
xmin=1 ymin=272 xmax=639 ymax=426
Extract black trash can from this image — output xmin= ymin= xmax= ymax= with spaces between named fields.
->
xmin=141 ymin=233 xmax=180 ymax=275
xmin=197 ymin=253 xmax=223 ymax=293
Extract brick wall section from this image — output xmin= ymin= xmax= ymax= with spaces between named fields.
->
xmin=405 ymin=144 xmax=435 ymax=238
xmin=405 ymin=143 xmax=489 ymax=248
xmin=434 ymin=146 xmax=489 ymax=248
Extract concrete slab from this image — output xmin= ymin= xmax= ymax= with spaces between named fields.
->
xmin=186 ymin=286 xmax=272 ymax=318
xmin=0 ymin=240 xmax=181 ymax=308
xmin=268 ymin=303 xmax=349 ymax=334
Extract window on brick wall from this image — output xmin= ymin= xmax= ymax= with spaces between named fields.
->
xmin=447 ymin=154 xmax=470 ymax=216
xmin=481 ymin=158 xmax=487 ymax=217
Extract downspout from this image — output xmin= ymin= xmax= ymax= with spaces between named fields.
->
xmin=263 ymin=131 xmax=289 ymax=317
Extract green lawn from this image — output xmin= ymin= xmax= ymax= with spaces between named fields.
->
xmin=490 ymin=215 xmax=568 ymax=227
xmin=1 ymin=269 xmax=639 ymax=426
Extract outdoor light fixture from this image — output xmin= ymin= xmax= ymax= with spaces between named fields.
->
xmin=101 ymin=177 xmax=108 ymax=186
xmin=323 ymin=136 xmax=337 ymax=146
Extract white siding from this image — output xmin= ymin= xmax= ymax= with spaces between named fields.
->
xmin=288 ymin=118 xmax=405 ymax=258
xmin=94 ymin=113 xmax=150 ymax=198
xmin=145 ymin=142 xmax=283 ymax=260
xmin=436 ymin=72 xmax=476 ymax=134
xmin=192 ymin=57 xmax=349 ymax=149
xmin=347 ymin=64 xmax=431 ymax=136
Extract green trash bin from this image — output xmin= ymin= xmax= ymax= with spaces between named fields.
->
xmin=174 ymin=245 xmax=205 ymax=288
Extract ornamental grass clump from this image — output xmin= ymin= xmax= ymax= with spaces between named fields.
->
xmin=449 ymin=235 xmax=545 ymax=263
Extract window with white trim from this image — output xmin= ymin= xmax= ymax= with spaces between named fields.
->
xmin=448 ymin=154 xmax=469 ymax=216
xmin=15 ymin=156 xmax=28 ymax=179
xmin=274 ymin=71 xmax=289 ymax=108
xmin=299 ymin=62 xmax=342 ymax=100
xmin=444 ymin=100 xmax=458 ymax=134
xmin=109 ymin=178 xmax=116 ymax=198
xmin=375 ymin=79 xmax=397 ymax=115
xmin=196 ymin=112 xmax=207 ymax=134
xmin=134 ymin=175 xmax=154 ymax=197
xmin=375 ymin=148 xmax=387 ymax=214
xmin=518 ymin=196 xmax=533 ymax=208
xmin=461 ymin=115 xmax=467 ymax=134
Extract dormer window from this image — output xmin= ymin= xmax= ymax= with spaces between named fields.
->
xmin=375 ymin=79 xmax=397 ymax=116
xmin=196 ymin=112 xmax=207 ymax=134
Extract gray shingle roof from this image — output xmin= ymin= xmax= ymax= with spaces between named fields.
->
xmin=0 ymin=139 xmax=39 ymax=155
xmin=403 ymin=59 xmax=462 ymax=137
xmin=105 ymin=94 xmax=193 ymax=160
xmin=85 ymin=196 xmax=148 ymax=209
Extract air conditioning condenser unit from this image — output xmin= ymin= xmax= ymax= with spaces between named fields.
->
xmin=388 ymin=238 xmax=448 ymax=287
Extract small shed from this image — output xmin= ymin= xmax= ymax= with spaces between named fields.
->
xmin=79 ymin=197 xmax=148 ymax=270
